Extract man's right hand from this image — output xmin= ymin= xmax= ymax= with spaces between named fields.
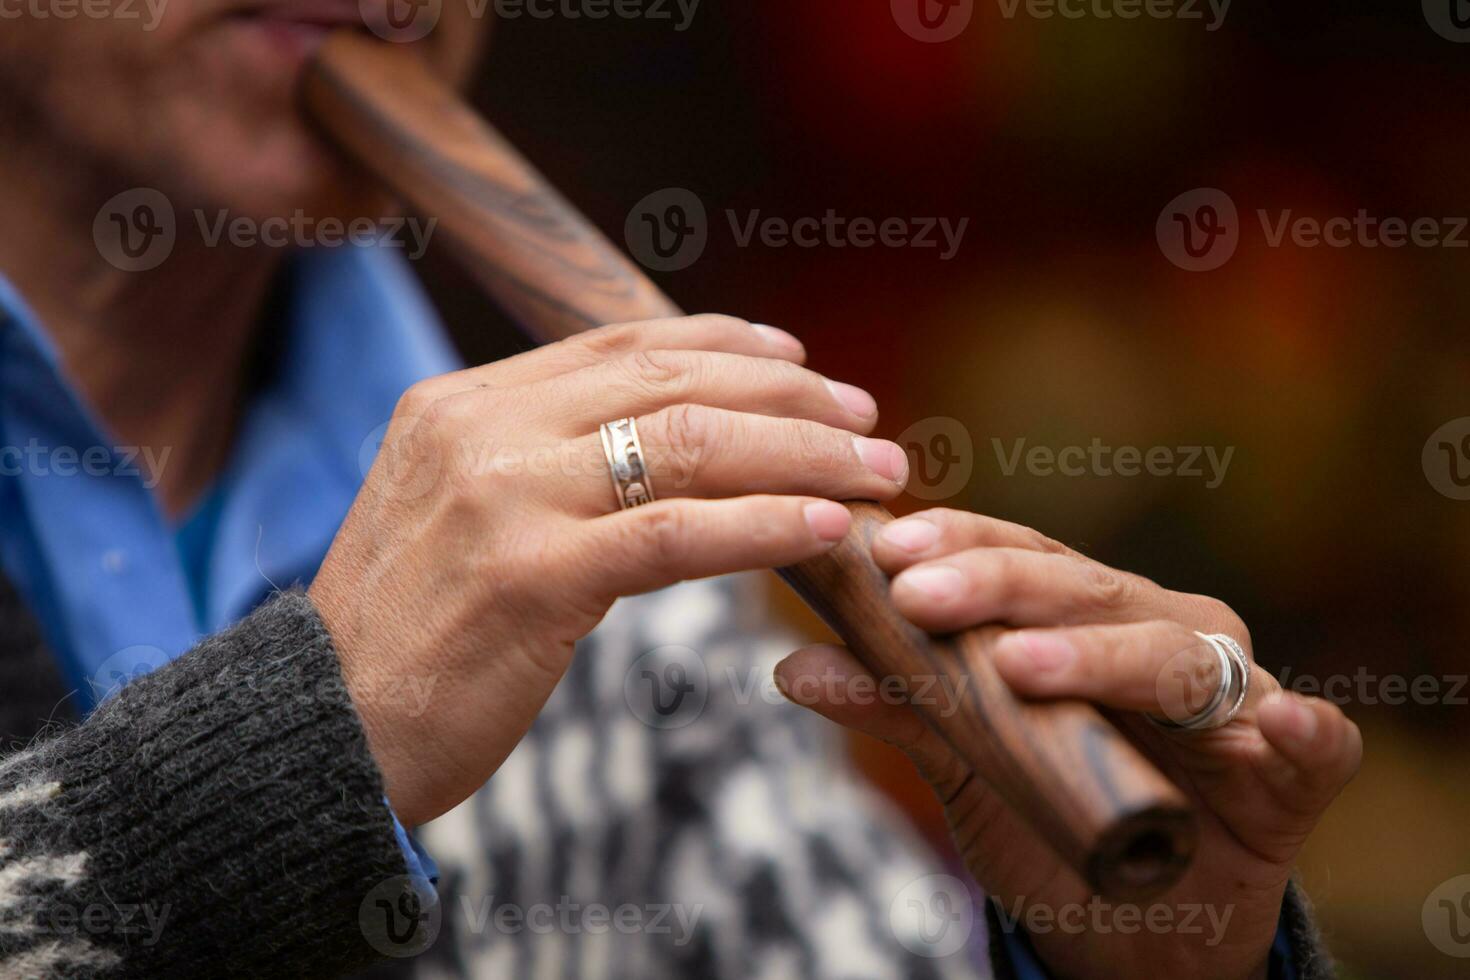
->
xmin=308 ymin=315 xmax=908 ymax=828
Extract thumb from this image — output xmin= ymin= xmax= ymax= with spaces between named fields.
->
xmin=774 ymin=644 xmax=972 ymax=801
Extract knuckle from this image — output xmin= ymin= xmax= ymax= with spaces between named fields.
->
xmin=633 ymin=504 xmax=690 ymax=568
xmin=1023 ymin=525 xmax=1071 ymax=556
xmin=1082 ymin=561 xmax=1131 ymax=610
xmin=655 ymin=403 xmax=719 ymax=478
xmin=624 ymin=349 xmax=693 ymax=398
xmin=578 ymin=322 xmax=640 ymax=360
xmin=395 ymin=379 xmax=439 ymax=419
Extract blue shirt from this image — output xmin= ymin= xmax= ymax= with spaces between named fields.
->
xmin=0 ymin=244 xmax=457 ymax=886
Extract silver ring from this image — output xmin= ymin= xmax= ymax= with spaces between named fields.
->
xmin=1151 ymin=631 xmax=1251 ymax=732
xmin=599 ymin=417 xmax=656 ymax=510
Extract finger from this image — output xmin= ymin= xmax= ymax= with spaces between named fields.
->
xmin=552 ymin=407 xmax=906 ymax=516
xmin=890 ymin=547 xmax=1165 ymax=633
xmin=563 ymin=495 xmax=852 ymax=601
xmin=991 ymin=620 xmax=1257 ymax=721
xmin=773 ymin=644 xmax=974 ymax=800
xmin=410 ymin=315 xmax=808 ymax=400
xmin=775 ymin=645 xmax=1076 ymax=899
xmin=1253 ymin=693 xmax=1363 ymax=810
xmin=872 ymin=509 xmax=1074 ymax=573
xmin=535 ymin=348 xmax=879 ymax=437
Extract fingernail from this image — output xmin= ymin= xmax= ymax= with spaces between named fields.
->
xmin=879 ymin=516 xmax=939 ymax=553
xmin=894 ymin=564 xmax=964 ymax=603
xmin=804 ymin=500 xmax=852 ymax=542
xmin=752 ymin=323 xmax=804 ymax=355
xmin=853 ymin=437 xmax=909 ymax=486
xmin=996 ymin=632 xmax=1076 ymax=672
xmin=825 ymin=379 xmax=878 ymax=419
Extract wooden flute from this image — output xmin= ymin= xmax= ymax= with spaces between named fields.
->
xmin=300 ymin=32 xmax=1196 ymax=899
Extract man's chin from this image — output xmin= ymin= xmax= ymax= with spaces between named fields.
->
xmin=181 ymin=137 xmax=394 ymax=231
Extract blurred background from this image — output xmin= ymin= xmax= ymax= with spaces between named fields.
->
xmin=419 ymin=3 xmax=1469 ymax=976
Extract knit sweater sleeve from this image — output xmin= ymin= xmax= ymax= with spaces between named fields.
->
xmin=0 ymin=591 xmax=413 ymax=979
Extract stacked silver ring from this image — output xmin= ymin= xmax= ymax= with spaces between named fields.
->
xmin=1151 ymin=631 xmax=1251 ymax=732
xmin=599 ymin=417 xmax=657 ymax=510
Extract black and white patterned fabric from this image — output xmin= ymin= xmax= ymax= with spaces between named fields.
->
xmin=411 ymin=574 xmax=990 ymax=980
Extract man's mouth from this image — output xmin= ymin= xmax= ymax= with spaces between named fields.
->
xmin=225 ymin=0 xmax=371 ymax=65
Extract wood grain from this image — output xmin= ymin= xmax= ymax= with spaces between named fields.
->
xmin=302 ymin=32 xmax=1196 ymax=899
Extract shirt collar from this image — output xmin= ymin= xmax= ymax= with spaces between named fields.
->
xmin=0 ymin=244 xmax=461 ymax=703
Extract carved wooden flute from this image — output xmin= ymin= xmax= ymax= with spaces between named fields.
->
xmin=301 ymin=32 xmax=1196 ymax=899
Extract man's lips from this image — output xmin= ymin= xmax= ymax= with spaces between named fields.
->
xmin=230 ymin=0 xmax=365 ymax=28
xmin=223 ymin=0 xmax=369 ymax=67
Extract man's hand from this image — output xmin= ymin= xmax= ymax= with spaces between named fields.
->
xmin=776 ymin=507 xmax=1361 ymax=980
xmin=309 ymin=315 xmax=911 ymax=829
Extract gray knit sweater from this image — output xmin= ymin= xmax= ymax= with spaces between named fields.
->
xmin=0 ymin=576 xmax=1334 ymax=979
